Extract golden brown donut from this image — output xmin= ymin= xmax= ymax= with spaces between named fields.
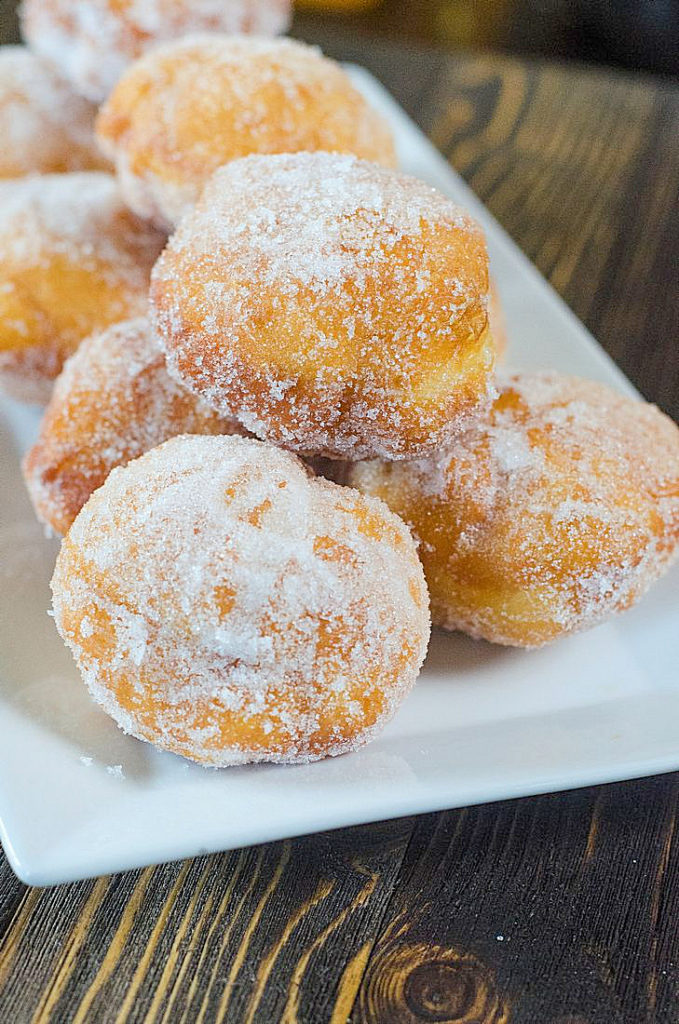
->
xmin=96 ymin=35 xmax=397 ymax=229
xmin=20 ymin=0 xmax=291 ymax=103
xmin=151 ymin=152 xmax=495 ymax=460
xmin=0 ymin=173 xmax=164 ymax=404
xmin=51 ymin=434 xmax=430 ymax=766
xmin=23 ymin=318 xmax=242 ymax=535
xmin=489 ymin=279 xmax=508 ymax=361
xmin=346 ymin=371 xmax=679 ymax=648
xmin=0 ymin=46 xmax=107 ymax=177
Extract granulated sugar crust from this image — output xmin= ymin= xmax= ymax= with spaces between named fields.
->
xmin=20 ymin=0 xmax=291 ymax=102
xmin=348 ymin=371 xmax=679 ymax=647
xmin=23 ymin=318 xmax=241 ymax=535
xmin=0 ymin=46 xmax=106 ymax=176
xmin=52 ymin=434 xmax=430 ymax=766
xmin=0 ymin=172 xmax=165 ymax=395
xmin=0 ymin=173 xmax=162 ymax=278
xmin=97 ymin=35 xmax=396 ymax=228
xmin=151 ymin=152 xmax=494 ymax=460
xmin=0 ymin=173 xmax=165 ymax=399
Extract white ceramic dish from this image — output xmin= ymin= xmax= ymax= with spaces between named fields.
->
xmin=1 ymin=67 xmax=678 ymax=886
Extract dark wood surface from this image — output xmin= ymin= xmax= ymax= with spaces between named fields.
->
xmin=1 ymin=25 xmax=679 ymax=1024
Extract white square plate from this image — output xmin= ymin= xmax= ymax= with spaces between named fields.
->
xmin=1 ymin=68 xmax=678 ymax=886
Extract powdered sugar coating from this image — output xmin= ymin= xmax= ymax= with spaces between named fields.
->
xmin=346 ymin=371 xmax=679 ymax=648
xmin=0 ymin=46 xmax=106 ymax=177
xmin=20 ymin=0 xmax=291 ymax=102
xmin=51 ymin=434 xmax=430 ymax=766
xmin=151 ymin=152 xmax=494 ymax=460
xmin=0 ymin=173 xmax=165 ymax=403
xmin=23 ymin=318 xmax=242 ymax=534
xmin=97 ymin=35 xmax=397 ymax=229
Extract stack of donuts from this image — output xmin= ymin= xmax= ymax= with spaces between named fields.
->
xmin=3 ymin=0 xmax=678 ymax=768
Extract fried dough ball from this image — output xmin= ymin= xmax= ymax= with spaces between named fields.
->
xmin=0 ymin=173 xmax=164 ymax=403
xmin=51 ymin=434 xmax=430 ymax=766
xmin=489 ymin=279 xmax=507 ymax=361
xmin=96 ymin=36 xmax=397 ymax=229
xmin=346 ymin=372 xmax=679 ymax=648
xmin=151 ymin=153 xmax=495 ymax=461
xmin=0 ymin=47 xmax=107 ymax=177
xmin=20 ymin=0 xmax=291 ymax=103
xmin=23 ymin=318 xmax=242 ymax=535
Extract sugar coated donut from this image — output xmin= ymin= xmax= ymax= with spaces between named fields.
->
xmin=96 ymin=35 xmax=397 ymax=228
xmin=151 ymin=153 xmax=494 ymax=460
xmin=51 ymin=434 xmax=430 ymax=766
xmin=346 ymin=372 xmax=679 ymax=648
xmin=23 ymin=318 xmax=242 ymax=535
xmin=0 ymin=46 xmax=106 ymax=177
xmin=0 ymin=173 xmax=164 ymax=404
xmin=20 ymin=0 xmax=291 ymax=103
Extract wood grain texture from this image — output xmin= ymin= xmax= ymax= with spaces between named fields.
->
xmin=2 ymin=28 xmax=679 ymax=1024
xmin=355 ymin=780 xmax=679 ymax=1023
xmin=0 ymin=822 xmax=415 ymax=1023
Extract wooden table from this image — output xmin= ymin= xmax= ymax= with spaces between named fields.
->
xmin=1 ymin=24 xmax=679 ymax=1024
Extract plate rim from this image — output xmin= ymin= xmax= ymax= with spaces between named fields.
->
xmin=1 ymin=66 xmax=678 ymax=886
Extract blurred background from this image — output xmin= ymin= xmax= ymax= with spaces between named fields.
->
xmin=1 ymin=0 xmax=677 ymax=77
xmin=294 ymin=0 xmax=679 ymax=76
